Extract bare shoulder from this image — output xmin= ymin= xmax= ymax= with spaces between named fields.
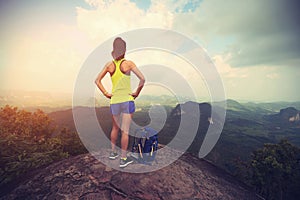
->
xmin=124 ymin=60 xmax=137 ymax=69
xmin=105 ymin=61 xmax=115 ymax=72
xmin=105 ymin=61 xmax=114 ymax=68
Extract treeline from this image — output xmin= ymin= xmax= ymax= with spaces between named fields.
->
xmin=0 ymin=105 xmax=87 ymax=191
xmin=236 ymin=139 xmax=300 ymax=200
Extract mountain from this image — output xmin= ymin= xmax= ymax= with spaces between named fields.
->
xmin=0 ymin=90 xmax=72 ymax=110
xmin=208 ymin=105 xmax=300 ymax=174
xmin=47 ymin=101 xmax=300 ymax=177
xmin=163 ymin=101 xmax=214 ymax=154
xmin=243 ymin=101 xmax=300 ymax=112
xmin=225 ymin=99 xmax=250 ymax=112
xmin=1 ymin=149 xmax=262 ymax=200
xmin=160 ymin=101 xmax=270 ymax=174
xmin=2 ymin=100 xmax=299 ymax=199
xmin=265 ymin=107 xmax=300 ymax=126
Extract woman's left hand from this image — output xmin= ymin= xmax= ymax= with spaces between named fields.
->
xmin=130 ymin=92 xmax=139 ymax=99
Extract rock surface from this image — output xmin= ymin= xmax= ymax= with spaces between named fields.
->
xmin=1 ymin=150 xmax=262 ymax=200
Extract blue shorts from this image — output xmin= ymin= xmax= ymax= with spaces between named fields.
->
xmin=110 ymin=101 xmax=135 ymax=115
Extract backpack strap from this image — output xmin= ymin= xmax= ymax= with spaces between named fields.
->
xmin=138 ymin=143 xmax=143 ymax=158
xmin=150 ymin=145 xmax=154 ymax=156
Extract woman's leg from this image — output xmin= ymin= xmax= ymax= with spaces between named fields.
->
xmin=120 ymin=113 xmax=132 ymax=158
xmin=111 ymin=115 xmax=120 ymax=152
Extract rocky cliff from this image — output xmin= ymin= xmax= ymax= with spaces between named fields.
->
xmin=1 ymin=148 xmax=262 ymax=200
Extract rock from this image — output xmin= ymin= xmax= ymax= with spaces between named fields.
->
xmin=1 ymin=149 xmax=262 ymax=200
xmin=265 ymin=107 xmax=300 ymax=128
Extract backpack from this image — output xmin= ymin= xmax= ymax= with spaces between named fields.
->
xmin=131 ymin=127 xmax=158 ymax=165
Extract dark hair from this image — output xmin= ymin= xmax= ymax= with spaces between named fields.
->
xmin=112 ymin=37 xmax=126 ymax=60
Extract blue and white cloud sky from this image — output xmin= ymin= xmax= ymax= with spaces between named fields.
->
xmin=0 ymin=0 xmax=299 ymax=102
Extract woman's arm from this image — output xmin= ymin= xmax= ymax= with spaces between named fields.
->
xmin=95 ymin=63 xmax=113 ymax=99
xmin=129 ymin=61 xmax=145 ymax=99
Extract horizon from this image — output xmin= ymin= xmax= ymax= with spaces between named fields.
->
xmin=1 ymin=89 xmax=300 ymax=109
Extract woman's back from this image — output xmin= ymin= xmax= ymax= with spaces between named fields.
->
xmin=111 ymin=59 xmax=134 ymax=104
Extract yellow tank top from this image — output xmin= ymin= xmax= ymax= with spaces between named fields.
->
xmin=110 ymin=58 xmax=134 ymax=104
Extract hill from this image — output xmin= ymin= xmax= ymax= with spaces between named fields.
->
xmin=1 ymin=149 xmax=262 ymax=200
xmin=47 ymin=102 xmax=300 ymax=174
xmin=244 ymin=101 xmax=300 ymax=112
xmin=264 ymin=107 xmax=300 ymax=127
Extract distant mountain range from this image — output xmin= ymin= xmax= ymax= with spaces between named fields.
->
xmin=2 ymin=97 xmax=298 ymax=199
xmin=0 ymin=90 xmax=72 ymax=112
xmin=206 ymin=100 xmax=300 ymax=174
xmin=47 ymin=99 xmax=300 ymax=177
xmin=1 ymin=90 xmax=300 ymax=112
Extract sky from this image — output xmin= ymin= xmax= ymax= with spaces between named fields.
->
xmin=0 ymin=0 xmax=300 ymax=102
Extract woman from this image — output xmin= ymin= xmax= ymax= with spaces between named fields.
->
xmin=95 ymin=37 xmax=145 ymax=168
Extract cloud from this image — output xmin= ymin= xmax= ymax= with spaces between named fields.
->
xmin=266 ymin=73 xmax=279 ymax=79
xmin=76 ymin=0 xmax=174 ymax=45
xmin=5 ymin=24 xmax=88 ymax=92
xmin=211 ymin=53 xmax=300 ymax=101
xmin=213 ymin=55 xmax=249 ymax=78
xmin=173 ymin=0 xmax=300 ymax=67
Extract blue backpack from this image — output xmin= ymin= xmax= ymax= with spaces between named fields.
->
xmin=131 ymin=127 xmax=158 ymax=165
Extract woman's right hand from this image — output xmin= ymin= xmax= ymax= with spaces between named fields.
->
xmin=104 ymin=93 xmax=113 ymax=99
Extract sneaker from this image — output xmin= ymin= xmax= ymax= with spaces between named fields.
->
xmin=119 ymin=157 xmax=133 ymax=168
xmin=109 ymin=152 xmax=119 ymax=160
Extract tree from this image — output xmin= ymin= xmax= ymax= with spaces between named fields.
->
xmin=57 ymin=127 xmax=87 ymax=156
xmin=244 ymin=139 xmax=300 ymax=200
xmin=0 ymin=105 xmax=53 ymax=140
xmin=0 ymin=105 xmax=87 ymax=191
